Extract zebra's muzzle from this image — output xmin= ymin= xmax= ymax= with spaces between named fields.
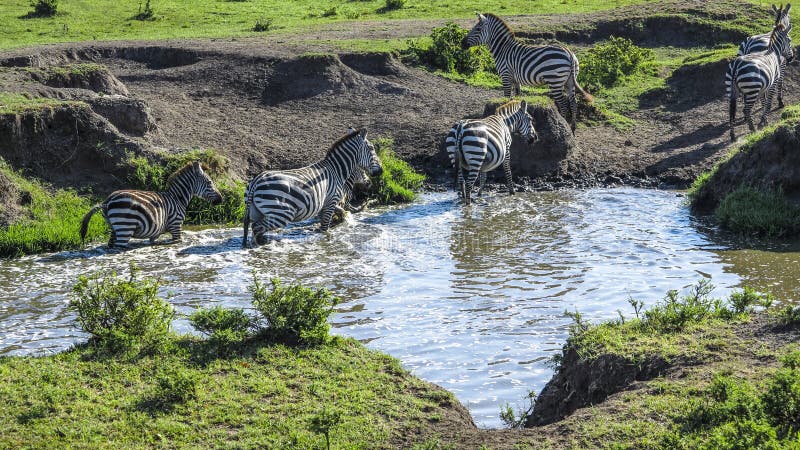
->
xmin=370 ymin=166 xmax=383 ymax=177
xmin=461 ymin=38 xmax=471 ymax=50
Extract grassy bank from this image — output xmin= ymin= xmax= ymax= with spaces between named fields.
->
xmin=526 ymin=282 xmax=800 ymax=448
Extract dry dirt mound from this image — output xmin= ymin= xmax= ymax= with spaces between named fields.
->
xmin=691 ymin=120 xmax=800 ymax=211
xmin=27 ymin=64 xmax=130 ymax=96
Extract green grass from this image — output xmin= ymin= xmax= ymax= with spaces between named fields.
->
xmin=715 ymin=186 xmax=800 ymax=237
xmin=0 ymin=92 xmax=87 ymax=114
xmin=0 ymin=0 xmax=655 ymax=50
xmin=0 ymin=336 xmax=456 ymax=448
xmin=371 ymin=138 xmax=425 ymax=204
xmin=0 ymin=158 xmax=107 ymax=257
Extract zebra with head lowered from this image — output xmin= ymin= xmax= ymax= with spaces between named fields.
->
xmin=737 ymin=4 xmax=793 ymax=109
xmin=242 ymin=128 xmax=382 ymax=247
xmin=80 ymin=161 xmax=223 ymax=248
xmin=727 ymin=15 xmax=794 ymax=140
xmin=446 ymin=99 xmax=536 ymax=205
xmin=462 ymin=13 xmax=593 ymax=133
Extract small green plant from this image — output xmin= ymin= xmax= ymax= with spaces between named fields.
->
xmin=565 ymin=308 xmax=589 ymax=334
xmin=154 ymin=369 xmax=199 ymax=405
xmin=70 ymin=264 xmax=174 ymax=355
xmin=729 ymin=287 xmax=772 ymax=315
xmin=499 ymin=390 xmax=536 ymax=429
xmin=189 ymin=306 xmax=253 ymax=348
xmin=370 ymin=138 xmax=425 ymax=204
xmin=775 ymin=304 xmax=800 ymax=326
xmin=382 ymin=0 xmax=406 ymax=11
xmin=308 ymin=405 xmax=343 ymax=450
xmin=578 ymin=36 xmax=655 ymax=92
xmin=251 ymin=277 xmax=339 ymax=345
xmin=407 ymin=22 xmax=495 ymax=76
xmin=321 ymin=6 xmax=338 ymax=17
xmin=28 ymin=0 xmax=58 ymax=17
xmin=252 ymin=18 xmax=273 ymax=32
xmin=133 ymin=0 xmax=154 ymax=21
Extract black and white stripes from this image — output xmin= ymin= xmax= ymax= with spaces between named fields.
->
xmin=80 ymin=161 xmax=223 ymax=248
xmin=727 ymin=6 xmax=794 ymax=140
xmin=242 ymin=129 xmax=382 ymax=246
xmin=462 ymin=13 xmax=593 ymax=132
xmin=737 ymin=4 xmax=793 ymax=109
xmin=446 ymin=100 xmax=536 ymax=205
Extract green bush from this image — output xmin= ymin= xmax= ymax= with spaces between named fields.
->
xmin=715 ymin=186 xmax=800 ymax=237
xmin=382 ymin=0 xmax=405 ymax=11
xmin=308 ymin=405 xmax=342 ymax=450
xmin=70 ymin=265 xmax=174 ymax=354
xmin=189 ymin=306 xmax=253 ymax=348
xmin=641 ymin=280 xmax=722 ymax=333
xmin=133 ymin=0 xmax=154 ymax=21
xmin=253 ymin=18 xmax=273 ymax=32
xmin=408 ymin=22 xmax=495 ymax=75
xmin=762 ymin=363 xmax=800 ymax=433
xmin=321 ymin=6 xmax=337 ymax=17
xmin=154 ymin=369 xmax=199 ymax=404
xmin=775 ymin=304 xmax=800 ymax=326
xmin=251 ymin=277 xmax=339 ymax=346
xmin=578 ymin=36 xmax=655 ymax=91
xmin=29 ymin=0 xmax=58 ymax=17
xmin=370 ymin=138 xmax=425 ymax=204
xmin=729 ymin=287 xmax=773 ymax=314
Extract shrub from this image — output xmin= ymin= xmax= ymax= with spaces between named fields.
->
xmin=762 ymin=364 xmax=800 ymax=433
xmin=776 ymin=305 xmax=800 ymax=325
xmin=642 ymin=279 xmax=722 ymax=333
xmin=499 ymin=390 xmax=536 ymax=429
xmin=309 ymin=406 xmax=342 ymax=450
xmin=253 ymin=18 xmax=273 ymax=32
xmin=578 ymin=36 xmax=655 ymax=91
xmin=408 ymin=22 xmax=495 ymax=75
xmin=715 ymin=186 xmax=800 ymax=237
xmin=370 ymin=138 xmax=425 ymax=204
xmin=154 ymin=369 xmax=199 ymax=404
xmin=28 ymin=0 xmax=58 ymax=17
xmin=189 ymin=306 xmax=253 ymax=348
xmin=728 ymin=287 xmax=772 ymax=315
xmin=382 ymin=0 xmax=406 ymax=11
xmin=70 ymin=265 xmax=174 ymax=354
xmin=321 ymin=6 xmax=338 ymax=17
xmin=133 ymin=0 xmax=155 ymax=21
xmin=251 ymin=277 xmax=340 ymax=345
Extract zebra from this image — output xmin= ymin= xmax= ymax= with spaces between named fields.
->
xmin=80 ymin=161 xmax=223 ymax=248
xmin=462 ymin=12 xmax=593 ymax=133
xmin=445 ymin=99 xmax=536 ymax=205
xmin=727 ymin=18 xmax=794 ymax=141
xmin=242 ymin=128 xmax=382 ymax=247
xmin=737 ymin=4 xmax=793 ymax=109
xmin=332 ymin=167 xmax=373 ymax=225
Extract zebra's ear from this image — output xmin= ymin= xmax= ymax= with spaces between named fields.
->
xmin=520 ymin=100 xmax=528 ymax=111
xmin=773 ymin=4 xmax=780 ymax=13
xmin=786 ymin=4 xmax=792 ymax=13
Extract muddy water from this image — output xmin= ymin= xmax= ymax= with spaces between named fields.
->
xmin=1 ymin=188 xmax=799 ymax=428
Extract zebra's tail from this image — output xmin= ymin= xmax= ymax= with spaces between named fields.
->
xmin=571 ymin=55 xmax=594 ymax=104
xmin=79 ymin=205 xmax=102 ymax=243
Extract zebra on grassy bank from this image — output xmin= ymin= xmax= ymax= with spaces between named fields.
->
xmin=80 ymin=161 xmax=223 ymax=248
xmin=462 ymin=13 xmax=593 ymax=133
xmin=446 ymin=99 xmax=536 ymax=205
xmin=737 ymin=3 xmax=793 ymax=108
xmin=242 ymin=128 xmax=382 ymax=247
xmin=727 ymin=18 xmax=794 ymax=140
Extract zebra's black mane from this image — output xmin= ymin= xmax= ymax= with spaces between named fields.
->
xmin=326 ymin=129 xmax=365 ymax=156
xmin=165 ymin=161 xmax=202 ymax=188
xmin=495 ymin=100 xmax=523 ymax=116
xmin=484 ymin=13 xmax=516 ymax=38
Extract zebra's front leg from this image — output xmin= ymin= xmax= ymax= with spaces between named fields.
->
xmin=318 ymin=195 xmax=342 ymax=232
xmin=475 ymin=172 xmax=487 ymax=197
xmin=501 ymin=73 xmax=514 ymax=98
xmin=168 ymin=225 xmax=182 ymax=243
xmin=778 ymin=76 xmax=785 ymax=109
xmin=503 ymin=154 xmax=515 ymax=195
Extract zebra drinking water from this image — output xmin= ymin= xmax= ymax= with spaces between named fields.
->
xmin=737 ymin=4 xmax=793 ymax=109
xmin=80 ymin=161 xmax=223 ymax=248
xmin=727 ymin=17 xmax=794 ymax=141
xmin=446 ymin=100 xmax=536 ymax=205
xmin=242 ymin=128 xmax=382 ymax=247
xmin=462 ymin=13 xmax=593 ymax=133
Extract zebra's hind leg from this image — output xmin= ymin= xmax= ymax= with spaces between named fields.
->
xmin=109 ymin=226 xmax=133 ymax=248
xmin=456 ymin=168 xmax=465 ymax=199
xmin=550 ymin=87 xmax=570 ymax=127
xmin=475 ymin=172 xmax=487 ymax=197
xmin=759 ymin=87 xmax=776 ymax=128
xmin=463 ymin=170 xmax=480 ymax=206
xmin=743 ymin=95 xmax=757 ymax=132
xmin=503 ymin=154 xmax=515 ymax=195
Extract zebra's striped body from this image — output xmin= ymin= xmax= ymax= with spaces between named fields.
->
xmin=727 ymin=7 xmax=794 ymax=141
xmin=242 ymin=129 xmax=382 ymax=246
xmin=80 ymin=161 xmax=223 ymax=248
xmin=463 ymin=13 xmax=592 ymax=132
xmin=332 ymin=168 xmax=373 ymax=225
xmin=737 ymin=4 xmax=793 ymax=109
xmin=446 ymin=100 xmax=535 ymax=205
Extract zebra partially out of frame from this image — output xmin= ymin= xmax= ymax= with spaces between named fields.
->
xmin=80 ymin=161 xmax=223 ymax=248
xmin=242 ymin=128 xmax=382 ymax=247
xmin=737 ymin=4 xmax=793 ymax=109
xmin=462 ymin=13 xmax=593 ymax=133
xmin=446 ymin=99 xmax=536 ymax=205
xmin=727 ymin=18 xmax=794 ymax=140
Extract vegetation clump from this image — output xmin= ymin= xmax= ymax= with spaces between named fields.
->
xmin=189 ymin=305 xmax=253 ymax=349
xmin=370 ymin=138 xmax=425 ymax=204
xmin=70 ymin=264 xmax=174 ymax=355
xmin=578 ymin=36 xmax=655 ymax=92
xmin=252 ymin=18 xmax=273 ymax=32
xmin=381 ymin=0 xmax=406 ymax=12
xmin=715 ymin=186 xmax=800 ymax=237
xmin=406 ymin=22 xmax=495 ymax=76
xmin=27 ymin=0 xmax=58 ymax=18
xmin=133 ymin=0 xmax=155 ymax=21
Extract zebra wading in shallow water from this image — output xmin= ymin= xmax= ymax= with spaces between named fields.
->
xmin=737 ymin=4 xmax=793 ymax=109
xmin=242 ymin=129 xmax=382 ymax=247
xmin=332 ymin=167 xmax=374 ymax=224
xmin=446 ymin=100 xmax=536 ymax=205
xmin=727 ymin=18 xmax=794 ymax=141
xmin=462 ymin=13 xmax=593 ymax=133
xmin=80 ymin=161 xmax=223 ymax=248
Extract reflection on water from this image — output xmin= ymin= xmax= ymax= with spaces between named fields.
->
xmin=1 ymin=188 xmax=798 ymax=427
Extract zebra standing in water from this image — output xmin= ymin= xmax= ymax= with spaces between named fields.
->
xmin=737 ymin=4 xmax=793 ymax=109
xmin=332 ymin=167 xmax=373 ymax=224
xmin=462 ymin=13 xmax=593 ymax=132
xmin=446 ymin=100 xmax=536 ymax=205
xmin=80 ymin=161 xmax=223 ymax=248
xmin=727 ymin=17 xmax=794 ymax=140
xmin=242 ymin=128 xmax=382 ymax=247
